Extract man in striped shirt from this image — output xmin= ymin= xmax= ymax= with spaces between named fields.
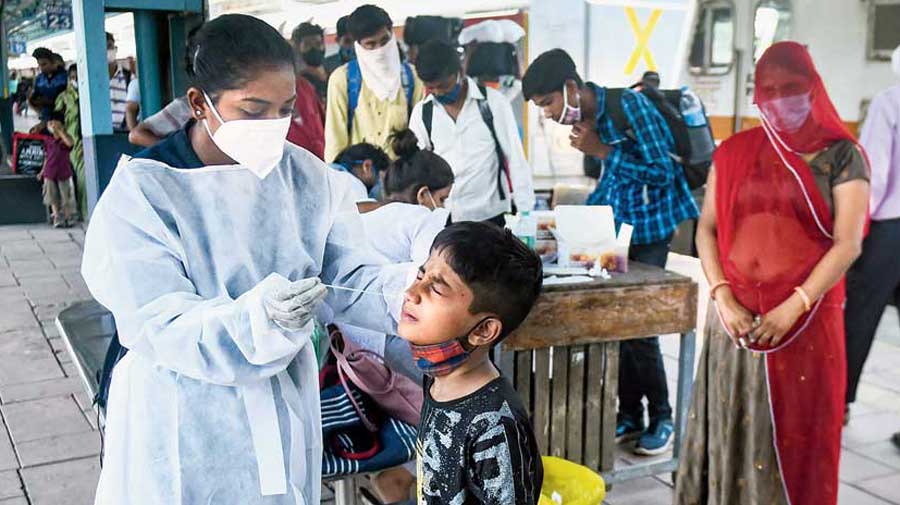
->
xmin=524 ymin=49 xmax=698 ymax=457
xmin=106 ymin=32 xmax=131 ymax=132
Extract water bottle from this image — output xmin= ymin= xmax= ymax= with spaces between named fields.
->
xmin=515 ymin=211 xmax=537 ymax=249
xmin=680 ymin=86 xmax=707 ymax=127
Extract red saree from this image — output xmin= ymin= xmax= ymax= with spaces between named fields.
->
xmin=712 ymin=42 xmax=865 ymax=505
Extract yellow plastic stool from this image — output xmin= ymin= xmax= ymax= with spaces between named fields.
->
xmin=538 ymin=456 xmax=606 ymax=505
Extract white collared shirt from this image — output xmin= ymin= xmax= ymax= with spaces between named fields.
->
xmin=409 ymin=77 xmax=535 ymax=222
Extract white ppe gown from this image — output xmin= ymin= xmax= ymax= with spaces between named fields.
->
xmin=82 ymin=142 xmax=410 ymax=505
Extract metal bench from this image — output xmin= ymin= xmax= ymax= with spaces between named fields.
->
xmin=56 ymin=299 xmax=116 ymax=423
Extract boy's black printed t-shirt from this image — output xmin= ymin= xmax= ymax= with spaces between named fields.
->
xmin=416 ymin=376 xmax=543 ymax=505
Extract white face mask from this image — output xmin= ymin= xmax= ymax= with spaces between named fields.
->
xmin=107 ymin=49 xmax=117 ymax=64
xmin=354 ymin=36 xmax=402 ymax=101
xmin=201 ymin=91 xmax=291 ymax=179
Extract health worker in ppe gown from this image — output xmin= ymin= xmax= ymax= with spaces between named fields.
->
xmin=81 ymin=15 xmax=410 ymax=505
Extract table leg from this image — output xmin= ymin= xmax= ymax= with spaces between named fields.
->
xmin=333 ymin=476 xmax=357 ymax=505
xmin=673 ymin=330 xmax=697 ymax=460
xmin=600 ymin=341 xmax=619 ymax=474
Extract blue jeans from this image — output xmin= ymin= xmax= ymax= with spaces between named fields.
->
xmin=618 ymin=236 xmax=674 ymax=424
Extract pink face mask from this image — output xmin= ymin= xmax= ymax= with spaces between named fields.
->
xmin=759 ymin=92 xmax=812 ymax=133
xmin=558 ymin=84 xmax=582 ymax=125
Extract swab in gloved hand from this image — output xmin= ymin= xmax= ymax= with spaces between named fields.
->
xmin=264 ymin=277 xmax=328 ymax=331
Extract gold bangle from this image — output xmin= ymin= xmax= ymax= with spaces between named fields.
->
xmin=794 ymin=286 xmax=812 ymax=312
xmin=709 ymin=280 xmax=731 ymax=300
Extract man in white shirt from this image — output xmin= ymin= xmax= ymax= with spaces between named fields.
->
xmin=125 ymin=78 xmax=140 ymax=131
xmin=408 ymin=40 xmax=534 ymax=225
xmin=106 ymin=32 xmax=130 ymax=132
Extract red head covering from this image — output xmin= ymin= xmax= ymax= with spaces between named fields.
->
xmin=754 ymin=41 xmax=856 ymax=154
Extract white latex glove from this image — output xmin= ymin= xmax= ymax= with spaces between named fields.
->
xmin=264 ymin=277 xmax=328 ymax=331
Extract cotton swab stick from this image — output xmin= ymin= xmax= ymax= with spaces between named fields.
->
xmin=323 ymin=283 xmax=403 ymax=297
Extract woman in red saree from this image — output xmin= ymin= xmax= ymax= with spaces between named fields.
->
xmin=675 ymin=42 xmax=870 ymax=505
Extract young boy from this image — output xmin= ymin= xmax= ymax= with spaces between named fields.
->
xmin=37 ymin=118 xmax=77 ymax=228
xmin=398 ymin=221 xmax=544 ymax=504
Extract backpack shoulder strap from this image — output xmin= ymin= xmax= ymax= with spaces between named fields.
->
xmin=422 ymin=100 xmax=434 ymax=149
xmin=475 ymin=84 xmax=509 ymax=201
xmin=346 ymin=60 xmax=362 ymax=137
xmin=401 ymin=63 xmax=415 ymax=117
xmin=604 ymin=87 xmax=631 ymax=136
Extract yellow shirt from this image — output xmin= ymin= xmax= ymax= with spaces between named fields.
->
xmin=325 ymin=63 xmax=425 ymax=162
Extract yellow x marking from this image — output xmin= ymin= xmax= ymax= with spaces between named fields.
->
xmin=624 ymin=7 xmax=662 ymax=75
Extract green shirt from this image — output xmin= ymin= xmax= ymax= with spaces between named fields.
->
xmin=55 ymin=86 xmax=81 ymax=145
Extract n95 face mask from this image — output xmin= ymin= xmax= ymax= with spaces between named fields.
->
xmin=202 ymin=91 xmax=291 ymax=179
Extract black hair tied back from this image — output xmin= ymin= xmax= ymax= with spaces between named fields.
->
xmin=384 ymin=129 xmax=454 ymax=201
xmin=390 ymin=128 xmax=421 ymax=161
xmin=190 ymin=14 xmax=295 ymax=97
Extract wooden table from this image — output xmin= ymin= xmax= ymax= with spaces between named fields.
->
xmin=496 ymin=262 xmax=698 ymax=485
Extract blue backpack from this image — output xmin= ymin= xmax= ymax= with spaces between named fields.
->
xmin=346 ymin=59 xmax=416 ymax=136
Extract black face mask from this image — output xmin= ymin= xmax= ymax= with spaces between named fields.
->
xmin=302 ymin=48 xmax=325 ymax=67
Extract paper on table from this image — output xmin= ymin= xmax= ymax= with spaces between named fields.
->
xmin=543 ymin=275 xmax=594 ymax=286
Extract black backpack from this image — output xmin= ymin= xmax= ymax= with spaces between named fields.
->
xmin=604 ymin=85 xmax=715 ymax=189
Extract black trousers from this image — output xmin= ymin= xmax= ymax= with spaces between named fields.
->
xmin=618 ymin=236 xmax=674 ymax=423
xmin=845 ymin=218 xmax=900 ymax=404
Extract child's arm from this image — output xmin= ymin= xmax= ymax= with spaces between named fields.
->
xmin=55 ymin=129 xmax=74 ymax=148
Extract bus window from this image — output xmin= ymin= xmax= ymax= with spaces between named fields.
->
xmin=753 ymin=0 xmax=793 ymax=63
xmin=689 ymin=1 xmax=735 ymax=75
xmin=868 ymin=1 xmax=900 ymax=60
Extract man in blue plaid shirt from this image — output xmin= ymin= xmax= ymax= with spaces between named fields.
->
xmin=523 ymin=49 xmax=698 ymax=456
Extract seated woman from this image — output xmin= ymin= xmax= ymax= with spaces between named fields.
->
xmin=331 ymin=141 xmax=391 ymax=203
xmin=362 ymin=128 xmax=455 ymax=264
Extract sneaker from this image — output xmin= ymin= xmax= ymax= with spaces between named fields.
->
xmin=615 ymin=416 xmax=645 ymax=444
xmin=634 ymin=419 xmax=674 ymax=456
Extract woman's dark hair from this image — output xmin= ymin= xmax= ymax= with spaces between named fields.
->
xmin=334 ymin=142 xmax=391 ymax=174
xmin=347 ymin=4 xmax=392 ymax=41
xmin=415 ymin=40 xmax=461 ymax=82
xmin=67 ymin=64 xmax=77 ymax=75
xmin=189 ymin=14 xmax=294 ymax=98
xmin=384 ymin=129 xmax=454 ymax=202
xmin=522 ymin=48 xmax=583 ymax=100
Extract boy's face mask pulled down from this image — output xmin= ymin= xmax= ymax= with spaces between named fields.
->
xmin=408 ymin=317 xmax=494 ymax=376
xmin=201 ymin=91 xmax=291 ymax=179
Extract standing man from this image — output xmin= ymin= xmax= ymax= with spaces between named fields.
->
xmin=324 ymin=16 xmax=354 ymax=75
xmin=409 ymin=41 xmax=533 ymax=225
xmin=844 ymin=44 xmax=900 ymax=422
xmin=523 ymin=49 xmax=698 ymax=456
xmin=324 ymin=4 xmax=424 ymax=161
xmin=106 ymin=32 xmax=132 ymax=132
xmin=291 ymin=22 xmax=328 ymax=104
xmin=27 ymin=48 xmax=68 ymax=133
